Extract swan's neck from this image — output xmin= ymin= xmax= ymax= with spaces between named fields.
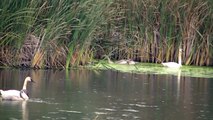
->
xmin=178 ymin=50 xmax=182 ymax=65
xmin=22 ymin=80 xmax=28 ymax=90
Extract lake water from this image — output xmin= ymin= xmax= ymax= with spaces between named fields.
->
xmin=0 ymin=68 xmax=213 ymax=120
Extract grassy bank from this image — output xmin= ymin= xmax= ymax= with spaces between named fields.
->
xmin=0 ymin=0 xmax=212 ymax=69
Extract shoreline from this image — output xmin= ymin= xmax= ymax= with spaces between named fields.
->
xmin=0 ymin=62 xmax=213 ymax=78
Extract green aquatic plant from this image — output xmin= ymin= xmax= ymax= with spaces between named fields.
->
xmin=91 ymin=62 xmax=213 ymax=78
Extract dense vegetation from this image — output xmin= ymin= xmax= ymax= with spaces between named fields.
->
xmin=0 ymin=0 xmax=212 ymax=69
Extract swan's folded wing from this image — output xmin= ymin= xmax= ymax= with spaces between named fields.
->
xmin=20 ymin=89 xmax=29 ymax=100
xmin=1 ymin=90 xmax=22 ymax=100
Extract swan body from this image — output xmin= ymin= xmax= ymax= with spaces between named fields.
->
xmin=162 ymin=62 xmax=181 ymax=68
xmin=115 ymin=59 xmax=128 ymax=64
xmin=162 ymin=49 xmax=182 ymax=68
xmin=106 ymin=56 xmax=127 ymax=64
xmin=127 ymin=60 xmax=137 ymax=65
xmin=115 ymin=59 xmax=137 ymax=65
xmin=105 ymin=55 xmax=137 ymax=65
xmin=0 ymin=77 xmax=34 ymax=101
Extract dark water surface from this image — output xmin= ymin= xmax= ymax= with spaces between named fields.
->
xmin=0 ymin=69 xmax=213 ymax=120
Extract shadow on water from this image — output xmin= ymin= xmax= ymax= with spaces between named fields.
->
xmin=0 ymin=68 xmax=213 ymax=120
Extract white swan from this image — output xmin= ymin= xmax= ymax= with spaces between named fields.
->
xmin=105 ymin=55 xmax=137 ymax=65
xmin=105 ymin=56 xmax=127 ymax=64
xmin=127 ymin=59 xmax=137 ymax=65
xmin=0 ymin=77 xmax=34 ymax=101
xmin=115 ymin=59 xmax=128 ymax=64
xmin=162 ymin=49 xmax=182 ymax=68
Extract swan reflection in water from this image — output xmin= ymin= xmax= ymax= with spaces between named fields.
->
xmin=0 ymin=100 xmax=29 ymax=120
xmin=177 ymin=69 xmax=181 ymax=99
xmin=161 ymin=68 xmax=182 ymax=101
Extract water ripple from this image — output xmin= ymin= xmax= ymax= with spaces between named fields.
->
xmin=29 ymin=98 xmax=59 ymax=105
xmin=48 ymin=112 xmax=59 ymax=114
xmin=127 ymin=103 xmax=158 ymax=108
xmin=59 ymin=109 xmax=82 ymax=114
xmin=123 ymin=109 xmax=139 ymax=113
xmin=94 ymin=112 xmax=108 ymax=115
xmin=42 ymin=116 xmax=51 ymax=119
xmin=97 ymin=108 xmax=117 ymax=111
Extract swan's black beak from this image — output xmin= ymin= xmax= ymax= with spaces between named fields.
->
xmin=31 ymin=79 xmax=35 ymax=83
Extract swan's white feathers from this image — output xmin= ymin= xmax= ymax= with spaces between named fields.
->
xmin=162 ymin=62 xmax=182 ymax=68
xmin=20 ymin=89 xmax=29 ymax=100
xmin=162 ymin=49 xmax=182 ymax=68
xmin=0 ymin=90 xmax=23 ymax=100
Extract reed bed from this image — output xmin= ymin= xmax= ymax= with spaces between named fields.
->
xmin=0 ymin=0 xmax=212 ymax=69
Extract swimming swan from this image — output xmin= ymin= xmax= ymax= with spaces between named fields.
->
xmin=0 ymin=77 xmax=34 ymax=101
xmin=162 ymin=49 xmax=182 ymax=68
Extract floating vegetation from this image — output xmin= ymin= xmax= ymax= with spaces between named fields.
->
xmin=90 ymin=62 xmax=213 ymax=78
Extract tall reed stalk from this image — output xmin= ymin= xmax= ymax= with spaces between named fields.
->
xmin=0 ymin=0 xmax=212 ymax=68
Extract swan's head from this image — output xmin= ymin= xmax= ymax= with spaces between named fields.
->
xmin=25 ymin=76 xmax=35 ymax=83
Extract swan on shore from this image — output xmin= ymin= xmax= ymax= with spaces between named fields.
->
xmin=0 ymin=76 xmax=34 ymax=101
xmin=104 ymin=55 xmax=137 ymax=65
xmin=127 ymin=59 xmax=137 ymax=65
xmin=106 ymin=57 xmax=137 ymax=65
xmin=162 ymin=49 xmax=182 ymax=68
xmin=115 ymin=59 xmax=128 ymax=64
